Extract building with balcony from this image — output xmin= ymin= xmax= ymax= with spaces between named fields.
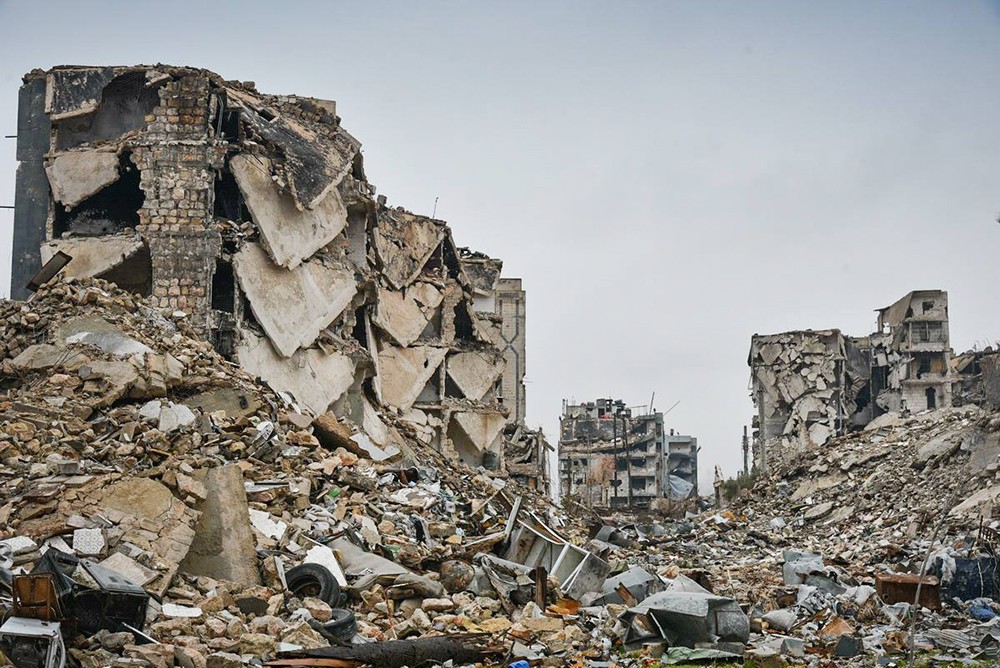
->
xmin=558 ymin=398 xmax=698 ymax=509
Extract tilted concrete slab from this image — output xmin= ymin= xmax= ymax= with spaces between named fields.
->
xmin=180 ymin=465 xmax=260 ymax=587
xmin=227 ymin=87 xmax=360 ymax=211
xmin=234 ymin=243 xmax=357 ymax=358
xmin=237 ymin=329 xmax=355 ymax=416
xmin=452 ymin=410 xmax=507 ymax=453
xmin=230 ymin=154 xmax=348 ymax=269
xmin=45 ymin=150 xmax=120 ymax=207
xmin=372 ymin=208 xmax=446 ymax=289
xmin=447 ymin=350 xmax=505 ymax=401
xmin=378 ymin=345 xmax=447 ymax=412
xmin=373 ymin=285 xmax=441 ymax=347
xmin=41 ymin=236 xmax=144 ymax=280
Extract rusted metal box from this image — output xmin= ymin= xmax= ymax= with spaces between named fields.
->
xmin=11 ymin=574 xmax=64 ymax=621
xmin=876 ymin=572 xmax=941 ymax=610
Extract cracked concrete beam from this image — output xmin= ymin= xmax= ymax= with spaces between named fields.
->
xmin=230 ymin=154 xmax=348 ymax=269
xmin=378 ymin=345 xmax=447 ymax=412
xmin=446 ymin=350 xmax=505 ymax=401
xmin=236 ymin=328 xmax=355 ymax=416
xmin=45 ymin=150 xmax=120 ymax=207
xmin=233 ymin=243 xmax=357 ymax=358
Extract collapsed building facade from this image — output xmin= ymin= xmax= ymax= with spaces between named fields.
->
xmin=558 ymin=398 xmax=698 ymax=509
xmin=749 ymin=290 xmax=964 ymax=469
xmin=10 ymin=64 xmax=548 ymax=486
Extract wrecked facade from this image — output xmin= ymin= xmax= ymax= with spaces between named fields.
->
xmin=749 ymin=290 xmax=956 ymax=469
xmin=558 ymin=399 xmax=698 ymax=509
xmin=10 ymin=64 xmax=545 ymax=483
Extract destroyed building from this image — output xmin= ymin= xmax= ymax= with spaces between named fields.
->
xmin=9 ymin=64 xmax=546 ymax=485
xmin=558 ymin=398 xmax=698 ymax=509
xmin=749 ymin=289 xmax=957 ymax=469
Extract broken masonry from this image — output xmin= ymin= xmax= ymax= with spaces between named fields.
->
xmin=10 ymin=64 xmax=549 ymax=487
xmin=746 ymin=289 xmax=998 ymax=470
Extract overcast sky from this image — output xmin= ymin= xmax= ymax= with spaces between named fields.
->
xmin=2 ymin=1 xmax=999 ymax=494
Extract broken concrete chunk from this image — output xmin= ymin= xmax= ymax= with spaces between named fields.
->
xmin=41 ymin=236 xmax=145 ymax=281
xmin=234 ymin=243 xmax=357 ymax=357
xmin=46 ymin=150 xmax=120 ymax=207
xmin=378 ymin=345 xmax=447 ymax=412
xmin=446 ymin=350 xmax=505 ymax=401
xmin=236 ymin=329 xmax=355 ymax=417
xmin=230 ymin=154 xmax=348 ymax=269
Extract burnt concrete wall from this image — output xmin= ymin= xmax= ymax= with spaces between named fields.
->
xmin=10 ymin=76 xmax=50 ymax=299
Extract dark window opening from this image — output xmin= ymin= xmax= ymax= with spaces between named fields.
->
xmin=351 ymin=307 xmax=367 ymax=346
xmin=905 ymin=307 xmax=914 ymax=318
xmin=453 ymin=303 xmax=475 ymax=340
xmin=616 ymin=459 xmax=627 ymax=472
xmin=211 ymin=258 xmax=235 ymax=313
xmin=442 ymin=241 xmax=461 ymax=280
xmin=922 ymin=301 xmax=934 ymax=313
xmin=54 ymin=153 xmax=143 ymax=237
xmin=56 ymin=72 xmax=164 ymax=150
xmin=445 ymin=375 xmax=464 ymax=399
xmin=97 ymin=243 xmax=151 ymax=296
xmin=926 ymin=387 xmax=937 ymax=410
xmin=257 ymin=107 xmax=277 ymax=122
xmin=214 ymin=167 xmax=252 ymax=222
xmin=917 ymin=356 xmax=931 ymax=377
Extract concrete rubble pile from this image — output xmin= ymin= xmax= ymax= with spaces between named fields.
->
xmin=11 ymin=64 xmax=549 ymax=489
xmin=0 ymin=279 xmax=629 ymax=668
xmin=572 ymin=405 xmax=1000 ymax=665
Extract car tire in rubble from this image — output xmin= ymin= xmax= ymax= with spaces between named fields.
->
xmin=285 ymin=563 xmax=341 ymax=607
xmin=312 ymin=608 xmax=357 ymax=643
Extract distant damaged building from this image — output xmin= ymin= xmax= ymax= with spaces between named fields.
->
xmin=10 ymin=64 xmax=548 ymax=485
xmin=749 ymin=289 xmax=955 ymax=469
xmin=558 ymin=398 xmax=697 ymax=509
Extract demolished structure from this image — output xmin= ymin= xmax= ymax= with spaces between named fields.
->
xmin=749 ymin=290 xmax=965 ymax=470
xmin=10 ymin=64 xmax=548 ymax=485
xmin=558 ymin=398 xmax=698 ymax=509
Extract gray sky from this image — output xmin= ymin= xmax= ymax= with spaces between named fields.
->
xmin=2 ymin=1 xmax=999 ymax=493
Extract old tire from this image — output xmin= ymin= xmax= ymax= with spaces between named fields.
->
xmin=286 ymin=563 xmax=341 ymax=607
xmin=314 ymin=608 xmax=357 ymax=643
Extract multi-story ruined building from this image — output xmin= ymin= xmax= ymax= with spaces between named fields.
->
xmin=558 ymin=398 xmax=697 ymax=509
xmin=871 ymin=290 xmax=953 ymax=412
xmin=749 ymin=289 xmax=954 ymax=470
xmin=10 ymin=64 xmax=548 ymax=485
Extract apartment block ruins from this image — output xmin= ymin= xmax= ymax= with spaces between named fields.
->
xmin=749 ymin=290 xmax=958 ymax=469
xmin=10 ymin=64 xmax=548 ymax=486
xmin=558 ymin=398 xmax=698 ymax=509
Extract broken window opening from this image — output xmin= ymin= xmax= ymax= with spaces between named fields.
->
xmin=56 ymin=72 xmax=164 ymax=150
xmin=53 ymin=153 xmax=143 ymax=237
xmin=910 ymin=321 xmax=944 ymax=343
xmin=95 ymin=243 xmax=152 ymax=296
xmin=214 ymin=167 xmax=252 ymax=223
xmin=453 ymin=303 xmax=475 ymax=340
xmin=917 ymin=356 xmax=932 ymax=377
xmin=445 ymin=375 xmax=464 ymax=399
xmin=922 ymin=301 xmax=934 ymax=313
xmin=350 ymin=307 xmax=367 ymax=346
xmin=211 ymin=258 xmax=236 ymax=313
xmin=926 ymin=387 xmax=937 ymax=410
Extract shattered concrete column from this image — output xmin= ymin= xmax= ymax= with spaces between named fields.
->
xmin=133 ymin=74 xmax=221 ymax=332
